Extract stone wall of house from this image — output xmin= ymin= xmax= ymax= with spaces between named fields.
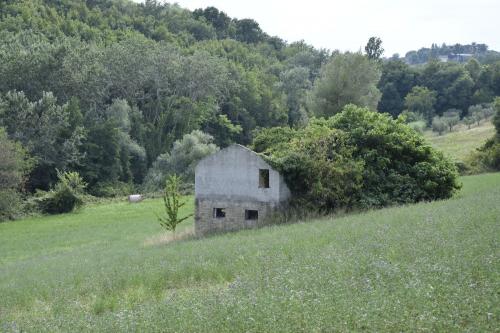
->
xmin=195 ymin=144 xmax=291 ymax=236
xmin=195 ymin=198 xmax=287 ymax=236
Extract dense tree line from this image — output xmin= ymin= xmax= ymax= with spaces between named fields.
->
xmin=377 ymin=58 xmax=500 ymax=120
xmin=0 ymin=0 xmax=331 ymax=197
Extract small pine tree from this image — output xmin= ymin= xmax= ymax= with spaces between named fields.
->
xmin=156 ymin=174 xmax=193 ymax=239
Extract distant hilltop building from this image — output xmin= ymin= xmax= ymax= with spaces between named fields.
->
xmin=194 ymin=144 xmax=291 ymax=236
xmin=440 ymin=53 xmax=474 ymax=63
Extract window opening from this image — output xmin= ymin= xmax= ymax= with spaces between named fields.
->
xmin=245 ymin=210 xmax=258 ymax=220
xmin=259 ymin=169 xmax=270 ymax=188
xmin=213 ymin=208 xmax=226 ymax=218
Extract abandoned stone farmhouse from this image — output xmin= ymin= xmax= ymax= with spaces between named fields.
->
xmin=194 ymin=144 xmax=291 ymax=236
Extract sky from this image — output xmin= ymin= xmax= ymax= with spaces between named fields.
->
xmin=134 ymin=0 xmax=500 ymax=56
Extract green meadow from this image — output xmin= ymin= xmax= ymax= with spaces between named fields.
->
xmin=425 ymin=121 xmax=495 ymax=162
xmin=1 ymin=173 xmax=499 ymax=332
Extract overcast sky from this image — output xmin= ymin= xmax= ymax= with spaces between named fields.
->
xmin=134 ymin=0 xmax=500 ymax=56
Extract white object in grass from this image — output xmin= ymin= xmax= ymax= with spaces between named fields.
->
xmin=128 ymin=194 xmax=143 ymax=203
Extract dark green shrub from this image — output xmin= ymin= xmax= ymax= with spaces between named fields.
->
xmin=37 ymin=171 xmax=86 ymax=214
xmin=0 ymin=189 xmax=24 ymax=221
xmin=90 ymin=181 xmax=134 ymax=197
xmin=0 ymin=128 xmax=32 ymax=221
xmin=38 ymin=186 xmax=83 ymax=214
xmin=253 ymin=123 xmax=364 ymax=211
xmin=328 ymin=105 xmax=460 ymax=207
xmin=253 ymin=105 xmax=461 ymax=211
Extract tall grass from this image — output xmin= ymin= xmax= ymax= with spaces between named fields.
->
xmin=1 ymin=174 xmax=499 ymax=332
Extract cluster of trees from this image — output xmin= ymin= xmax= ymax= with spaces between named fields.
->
xmin=0 ymin=0 xmax=496 ymax=220
xmin=0 ymin=1 xmax=330 ymax=197
xmin=378 ymin=58 xmax=500 ymax=127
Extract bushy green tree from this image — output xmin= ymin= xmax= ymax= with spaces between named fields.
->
xmin=278 ymin=66 xmax=311 ymax=127
xmin=0 ymin=91 xmax=84 ymax=190
xmin=328 ymin=105 xmax=460 ymax=206
xmin=377 ymin=60 xmax=417 ymax=117
xmin=432 ymin=117 xmax=447 ymax=135
xmin=469 ymin=104 xmax=483 ymax=125
xmin=463 ymin=116 xmax=475 ymax=129
xmin=0 ymin=128 xmax=32 ymax=221
xmin=253 ymin=124 xmax=364 ymax=211
xmin=144 ymin=130 xmax=219 ymax=191
xmin=253 ymin=105 xmax=460 ymax=210
xmin=36 ymin=171 xmax=86 ymax=215
xmin=404 ymin=86 xmax=437 ymax=125
xmin=365 ymin=37 xmax=384 ymax=60
xmin=419 ymin=61 xmax=474 ymax=114
xmin=308 ymin=52 xmax=381 ymax=117
xmin=442 ymin=109 xmax=460 ymax=132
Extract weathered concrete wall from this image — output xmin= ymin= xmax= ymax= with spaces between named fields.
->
xmin=194 ymin=144 xmax=291 ymax=236
xmin=195 ymin=198 xmax=287 ymax=236
xmin=195 ymin=145 xmax=290 ymax=203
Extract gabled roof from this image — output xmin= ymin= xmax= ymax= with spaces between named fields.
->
xmin=195 ymin=144 xmax=271 ymax=170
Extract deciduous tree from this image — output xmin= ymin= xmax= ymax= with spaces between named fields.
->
xmin=309 ymin=52 xmax=381 ymax=117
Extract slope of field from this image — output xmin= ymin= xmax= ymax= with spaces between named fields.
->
xmin=425 ymin=121 xmax=495 ymax=161
xmin=1 ymin=174 xmax=499 ymax=332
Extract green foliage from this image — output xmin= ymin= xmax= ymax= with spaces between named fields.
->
xmin=253 ymin=123 xmax=364 ymax=211
xmin=441 ymin=109 xmax=460 ymax=132
xmin=404 ymin=86 xmax=437 ymax=125
xmin=36 ymin=171 xmax=86 ymax=214
xmin=407 ymin=120 xmax=426 ymax=133
xmin=156 ymin=174 xmax=193 ymax=236
xmin=254 ymin=105 xmax=460 ymax=210
xmin=377 ymin=60 xmax=416 ymax=117
xmin=144 ymin=130 xmax=219 ymax=191
xmin=308 ymin=52 xmax=381 ymax=117
xmin=205 ymin=115 xmax=243 ymax=147
xmin=365 ymin=36 xmax=384 ymax=60
xmin=328 ymin=105 xmax=460 ymax=206
xmin=432 ymin=117 xmax=447 ymax=135
xmin=404 ymin=42 xmax=491 ymax=64
xmin=469 ymin=97 xmax=500 ymax=172
xmin=0 ymin=189 xmax=24 ymax=222
xmin=0 ymin=91 xmax=84 ymax=190
xmin=463 ymin=116 xmax=475 ymax=129
xmin=1 ymin=0 xmax=498 ymax=200
xmin=0 ymin=128 xmax=33 ymax=221
xmin=493 ymin=97 xmax=500 ymax=136
xmin=419 ymin=61 xmax=474 ymax=114
xmin=90 ymin=181 xmax=135 ymax=198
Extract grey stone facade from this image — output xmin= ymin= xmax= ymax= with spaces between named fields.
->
xmin=194 ymin=144 xmax=291 ymax=236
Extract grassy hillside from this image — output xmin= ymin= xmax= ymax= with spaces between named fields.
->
xmin=1 ymin=174 xmax=499 ymax=331
xmin=425 ymin=121 xmax=495 ymax=161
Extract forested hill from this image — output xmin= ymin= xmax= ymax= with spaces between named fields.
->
xmin=0 ymin=0 xmax=329 ymax=192
xmin=1 ymin=0 xmax=500 ymax=200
